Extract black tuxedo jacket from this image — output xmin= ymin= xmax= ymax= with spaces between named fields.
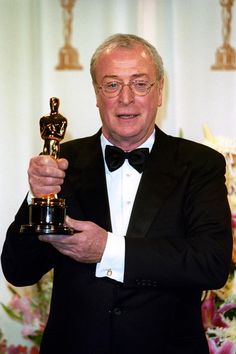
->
xmin=1 ymin=127 xmax=232 ymax=354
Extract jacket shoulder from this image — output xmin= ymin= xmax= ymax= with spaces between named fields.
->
xmin=166 ymin=133 xmax=226 ymax=167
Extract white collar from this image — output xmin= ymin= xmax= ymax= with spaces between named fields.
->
xmin=100 ymin=129 xmax=155 ymax=158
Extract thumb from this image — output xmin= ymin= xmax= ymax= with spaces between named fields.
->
xmin=57 ymin=158 xmax=69 ymax=171
xmin=65 ymin=216 xmax=85 ymax=232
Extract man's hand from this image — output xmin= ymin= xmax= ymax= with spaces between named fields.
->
xmin=28 ymin=155 xmax=68 ymax=197
xmin=39 ymin=216 xmax=108 ymax=263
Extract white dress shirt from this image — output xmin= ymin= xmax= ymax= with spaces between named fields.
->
xmin=96 ymin=131 xmax=155 ymax=283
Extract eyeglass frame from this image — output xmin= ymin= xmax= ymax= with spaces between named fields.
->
xmin=97 ymin=79 xmax=157 ymax=98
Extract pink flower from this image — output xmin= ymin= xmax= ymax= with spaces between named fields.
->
xmin=231 ymin=212 xmax=236 ymax=229
xmin=201 ymin=292 xmax=236 ymax=329
xmin=208 ymin=338 xmax=235 ymax=354
xmin=0 ymin=339 xmax=7 ymax=353
xmin=30 ymin=347 xmax=39 ymax=354
xmin=9 ymin=294 xmax=41 ymax=330
xmin=21 ymin=324 xmax=36 ymax=337
xmin=7 ymin=345 xmax=27 ymax=354
xmin=9 ymin=295 xmax=32 ymax=322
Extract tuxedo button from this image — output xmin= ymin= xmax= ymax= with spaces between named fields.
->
xmin=136 ymin=279 xmax=146 ymax=286
xmin=113 ymin=307 xmax=122 ymax=316
xmin=136 ymin=279 xmax=158 ymax=287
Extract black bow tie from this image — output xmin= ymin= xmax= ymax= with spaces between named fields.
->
xmin=105 ymin=145 xmax=149 ymax=173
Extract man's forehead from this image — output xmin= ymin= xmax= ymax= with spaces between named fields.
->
xmin=102 ymin=44 xmax=149 ymax=58
xmin=94 ymin=44 xmax=157 ymax=83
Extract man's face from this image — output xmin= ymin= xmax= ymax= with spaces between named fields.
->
xmin=94 ymin=44 xmax=164 ymax=150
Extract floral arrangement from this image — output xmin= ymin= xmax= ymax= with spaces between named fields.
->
xmin=0 ymin=271 xmax=53 ymax=353
xmin=202 ymin=125 xmax=236 ymax=353
xmin=0 ymin=327 xmax=38 ymax=354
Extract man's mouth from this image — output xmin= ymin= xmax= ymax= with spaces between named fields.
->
xmin=117 ymin=114 xmax=139 ymax=119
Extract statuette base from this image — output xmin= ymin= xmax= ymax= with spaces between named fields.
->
xmin=20 ymin=197 xmax=73 ymax=235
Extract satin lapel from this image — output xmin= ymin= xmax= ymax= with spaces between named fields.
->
xmin=68 ymin=131 xmax=112 ymax=231
xmin=126 ymin=127 xmax=188 ymax=238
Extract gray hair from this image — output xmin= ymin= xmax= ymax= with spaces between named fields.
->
xmin=90 ymin=33 xmax=164 ymax=84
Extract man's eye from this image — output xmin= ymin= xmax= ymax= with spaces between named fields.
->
xmin=133 ymin=81 xmax=148 ymax=89
xmin=105 ymin=82 xmax=120 ymax=90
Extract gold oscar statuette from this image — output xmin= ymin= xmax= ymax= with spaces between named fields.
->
xmin=212 ymin=0 xmax=236 ymax=70
xmin=20 ymin=97 xmax=73 ymax=235
xmin=56 ymin=0 xmax=83 ymax=70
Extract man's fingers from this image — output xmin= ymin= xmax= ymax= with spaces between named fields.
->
xmin=39 ymin=235 xmax=68 ymax=242
xmin=29 ymin=156 xmax=68 ymax=178
xmin=57 ymin=158 xmax=69 ymax=171
xmin=31 ymin=185 xmax=61 ymax=197
xmin=65 ymin=216 xmax=86 ymax=232
xmin=28 ymin=156 xmax=69 ymax=197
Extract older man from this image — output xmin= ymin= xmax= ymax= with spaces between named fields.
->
xmin=1 ymin=34 xmax=232 ymax=354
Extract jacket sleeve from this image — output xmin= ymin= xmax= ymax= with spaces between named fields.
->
xmin=1 ymin=197 xmax=58 ymax=286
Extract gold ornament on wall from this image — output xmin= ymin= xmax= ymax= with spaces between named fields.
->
xmin=56 ymin=0 xmax=83 ymax=70
xmin=212 ymin=0 xmax=236 ymax=70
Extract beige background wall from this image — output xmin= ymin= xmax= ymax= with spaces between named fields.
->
xmin=1 ymin=0 xmax=236 ymax=346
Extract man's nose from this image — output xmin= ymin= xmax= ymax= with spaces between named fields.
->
xmin=118 ymin=84 xmax=135 ymax=104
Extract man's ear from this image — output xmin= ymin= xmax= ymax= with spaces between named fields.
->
xmin=95 ymin=94 xmax=99 ymax=108
xmin=157 ymin=77 xmax=164 ymax=107
xmin=92 ymin=82 xmax=99 ymax=107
